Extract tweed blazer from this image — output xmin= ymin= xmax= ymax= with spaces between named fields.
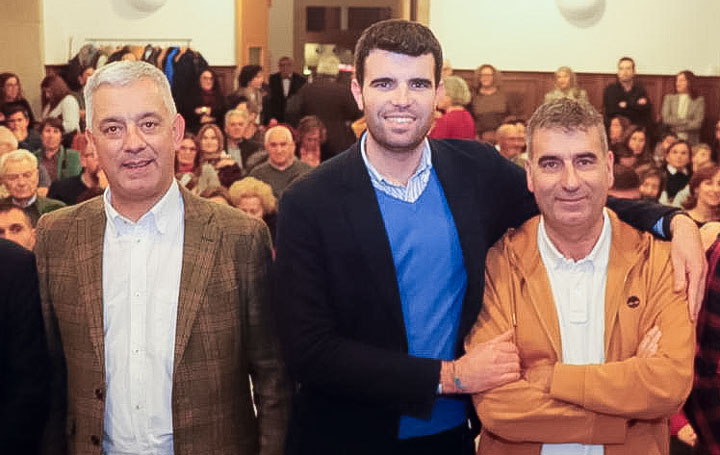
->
xmin=36 ymin=186 xmax=289 ymax=455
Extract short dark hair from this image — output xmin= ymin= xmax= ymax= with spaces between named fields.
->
xmin=0 ymin=202 xmax=32 ymax=227
xmin=612 ymin=164 xmax=640 ymax=190
xmin=40 ymin=117 xmax=65 ymax=134
xmin=4 ymin=104 xmax=29 ymax=120
xmin=618 ymin=56 xmax=635 ymax=70
xmin=354 ymin=19 xmax=443 ymax=87
xmin=238 ymin=65 xmax=263 ymax=88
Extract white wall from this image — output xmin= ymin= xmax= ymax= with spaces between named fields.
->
xmin=268 ymin=0 xmax=294 ymax=73
xmin=430 ymin=0 xmax=720 ymax=75
xmin=43 ymin=0 xmax=236 ymax=65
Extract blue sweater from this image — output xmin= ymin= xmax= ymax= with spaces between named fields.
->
xmin=375 ymin=169 xmax=468 ymax=438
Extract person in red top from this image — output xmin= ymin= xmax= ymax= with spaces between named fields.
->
xmin=429 ymin=75 xmax=475 ymax=140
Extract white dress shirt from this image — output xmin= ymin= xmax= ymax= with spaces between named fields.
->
xmin=102 ymin=180 xmax=185 ymax=455
xmin=538 ymin=209 xmax=611 ymax=455
xmin=282 ymin=77 xmax=291 ymax=98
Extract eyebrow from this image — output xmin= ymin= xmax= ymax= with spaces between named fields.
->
xmin=98 ymin=112 xmax=163 ymax=126
xmin=369 ymin=77 xmax=394 ymax=85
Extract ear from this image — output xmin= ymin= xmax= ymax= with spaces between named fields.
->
xmin=172 ymin=113 xmax=186 ymax=148
xmin=525 ymin=160 xmax=534 ymax=194
xmin=351 ymin=78 xmax=364 ymax=111
xmin=606 ymin=150 xmax=615 ymax=189
xmin=434 ymin=79 xmax=445 ymax=110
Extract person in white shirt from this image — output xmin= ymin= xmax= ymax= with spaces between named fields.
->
xmin=467 ymin=98 xmax=695 ymax=455
xmin=36 ymin=60 xmax=288 ymax=455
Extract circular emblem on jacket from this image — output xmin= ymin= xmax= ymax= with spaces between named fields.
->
xmin=626 ymin=296 xmax=640 ymax=308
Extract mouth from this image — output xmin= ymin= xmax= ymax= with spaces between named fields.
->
xmin=122 ymin=158 xmax=154 ymax=170
xmin=383 ymin=114 xmax=416 ymax=125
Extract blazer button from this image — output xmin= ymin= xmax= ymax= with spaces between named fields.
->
xmin=94 ymin=387 xmax=104 ymax=401
xmin=90 ymin=435 xmax=101 ymax=446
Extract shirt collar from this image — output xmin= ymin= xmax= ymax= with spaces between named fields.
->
xmin=538 ymin=209 xmax=611 ymax=270
xmin=666 ymin=164 xmax=687 ymax=175
xmin=359 ymin=132 xmax=432 ymax=189
xmin=104 ymin=179 xmax=182 ymax=238
xmin=13 ymin=194 xmax=37 ymax=208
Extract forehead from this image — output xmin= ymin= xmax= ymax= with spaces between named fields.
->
xmin=532 ymin=128 xmax=604 ymax=159
xmin=267 ymin=128 xmax=292 ymax=143
xmin=91 ymin=79 xmax=169 ymax=122
xmin=363 ymin=50 xmax=435 ymax=83
xmin=202 ymin=128 xmax=218 ymax=137
xmin=0 ymin=208 xmax=30 ymax=225
xmin=618 ymin=60 xmax=634 ymax=69
xmin=8 ymin=112 xmax=26 ymax=120
xmin=228 ymin=115 xmax=246 ymax=124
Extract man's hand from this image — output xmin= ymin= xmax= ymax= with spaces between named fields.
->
xmin=670 ymin=214 xmax=707 ymax=321
xmin=444 ymin=330 xmax=520 ymax=394
xmin=636 ymin=325 xmax=661 ymax=358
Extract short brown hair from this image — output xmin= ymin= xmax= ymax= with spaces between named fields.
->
xmin=526 ymin=98 xmax=607 ymax=159
xmin=354 ymin=19 xmax=443 ymax=87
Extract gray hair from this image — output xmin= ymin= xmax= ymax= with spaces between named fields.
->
xmin=225 ymin=108 xmax=249 ymax=125
xmin=442 ymin=75 xmax=471 ymax=106
xmin=0 ymin=149 xmax=37 ymax=175
xmin=526 ymin=98 xmax=607 ymax=159
xmin=84 ymin=61 xmax=177 ymax=132
xmin=0 ymin=126 xmax=18 ymax=150
xmin=264 ymin=125 xmax=293 ymax=144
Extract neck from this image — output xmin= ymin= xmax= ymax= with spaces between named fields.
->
xmin=544 ymin=214 xmax=604 ymax=261
xmin=365 ymin=134 xmax=424 ymax=186
xmin=689 ymin=203 xmax=720 ymax=223
xmin=80 ymin=170 xmax=98 ymax=188
xmin=479 ymin=86 xmax=497 ymax=95
xmin=270 ymin=157 xmax=294 ymax=171
xmin=445 ymin=105 xmax=464 ymax=112
xmin=620 ymin=80 xmax=633 ymax=91
xmin=177 ymin=162 xmax=194 ymax=173
xmin=109 ymin=181 xmax=171 ymax=222
xmin=45 ymin=146 xmax=60 ymax=159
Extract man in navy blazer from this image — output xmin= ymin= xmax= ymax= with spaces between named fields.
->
xmin=266 ymin=57 xmax=305 ymax=124
xmin=273 ymin=20 xmax=704 ymax=455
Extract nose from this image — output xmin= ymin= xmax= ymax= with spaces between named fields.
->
xmin=124 ymin=123 xmax=146 ymax=153
xmin=560 ymin=163 xmax=580 ymax=191
xmin=391 ymin=84 xmax=410 ymax=107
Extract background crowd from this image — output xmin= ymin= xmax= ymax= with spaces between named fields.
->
xmin=1 ymin=41 xmax=719 ymax=455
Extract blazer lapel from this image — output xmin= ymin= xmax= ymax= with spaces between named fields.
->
xmin=74 ymin=197 xmax=107 ymax=369
xmin=430 ymin=141 xmax=485 ymax=342
xmin=174 ymin=188 xmax=220 ymax=366
xmin=338 ymin=146 xmax=407 ymax=344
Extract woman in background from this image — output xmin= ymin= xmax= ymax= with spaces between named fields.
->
xmin=0 ymin=72 xmax=35 ymax=125
xmin=236 ymin=65 xmax=264 ymax=125
xmin=662 ymin=70 xmax=704 ymax=144
xmin=682 ymin=164 xmax=720 ymax=226
xmin=181 ymin=69 xmax=227 ymax=133
xmin=40 ymin=74 xmax=80 ymax=140
xmin=296 ymin=115 xmax=327 ymax=168
xmin=608 ymin=114 xmax=631 ymax=146
xmin=543 ymin=66 xmax=588 ymax=103
xmin=624 ymin=125 xmax=653 ymax=167
xmin=659 ymin=140 xmax=693 ymax=206
xmin=429 ymin=75 xmax=475 ymax=140
xmin=470 ymin=64 xmax=513 ymax=142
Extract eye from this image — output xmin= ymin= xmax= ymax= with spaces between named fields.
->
xmin=539 ymin=160 xmax=560 ymax=171
xmin=371 ymin=80 xmax=392 ymax=89
xmin=102 ymin=125 xmax=122 ymax=136
xmin=410 ymin=80 xmax=432 ymax=89
xmin=576 ymin=157 xmax=596 ymax=168
xmin=141 ymin=121 xmax=158 ymax=131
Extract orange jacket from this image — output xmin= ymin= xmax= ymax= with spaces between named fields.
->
xmin=466 ymin=210 xmax=694 ymax=455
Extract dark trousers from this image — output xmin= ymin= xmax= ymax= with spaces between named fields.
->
xmin=394 ymin=424 xmax=475 ymax=455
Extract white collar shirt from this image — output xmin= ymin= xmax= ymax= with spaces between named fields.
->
xmin=537 ymin=209 xmax=611 ymax=455
xmin=282 ymin=77 xmax=291 ymax=98
xmin=102 ymin=180 xmax=185 ymax=455
xmin=360 ymin=133 xmax=432 ymax=203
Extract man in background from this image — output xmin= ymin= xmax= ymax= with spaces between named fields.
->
xmin=266 ymin=57 xmax=306 ymax=124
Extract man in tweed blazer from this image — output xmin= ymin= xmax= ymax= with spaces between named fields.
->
xmin=36 ymin=61 xmax=288 ymax=455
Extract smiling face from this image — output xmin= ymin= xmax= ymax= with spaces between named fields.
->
xmin=351 ymin=50 xmax=442 ymax=157
xmin=87 ymin=78 xmax=183 ymax=212
xmin=697 ymin=170 xmax=720 ymax=209
xmin=526 ymin=127 xmax=613 ymax=234
xmin=199 ymin=127 xmax=221 ymax=156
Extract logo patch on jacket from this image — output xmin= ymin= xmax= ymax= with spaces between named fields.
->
xmin=626 ymin=296 xmax=640 ymax=308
